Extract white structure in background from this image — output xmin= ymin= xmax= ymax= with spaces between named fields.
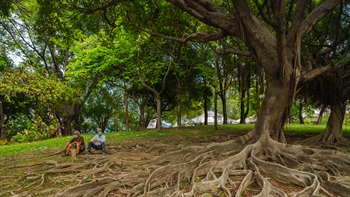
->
xmin=147 ymin=111 xmax=257 ymax=128
xmin=147 ymin=119 xmax=172 ymax=129
xmin=186 ymin=111 xmax=238 ymax=125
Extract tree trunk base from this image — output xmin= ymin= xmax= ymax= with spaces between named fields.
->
xmin=296 ymin=133 xmax=350 ymax=150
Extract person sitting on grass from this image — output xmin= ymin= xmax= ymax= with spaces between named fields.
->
xmin=87 ymin=128 xmax=106 ymax=155
xmin=62 ymin=130 xmax=85 ymax=156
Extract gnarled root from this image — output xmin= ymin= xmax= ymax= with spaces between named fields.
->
xmin=295 ymin=132 xmax=350 ymax=150
xmin=55 ymin=177 xmax=120 ymax=197
xmin=3 ymin=130 xmax=350 ymax=197
xmin=128 ymin=136 xmax=350 ymax=196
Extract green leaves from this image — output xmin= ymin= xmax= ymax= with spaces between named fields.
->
xmin=0 ymin=0 xmax=13 ymax=17
xmin=67 ymin=28 xmax=137 ymax=81
xmin=0 ymin=67 xmax=73 ymax=104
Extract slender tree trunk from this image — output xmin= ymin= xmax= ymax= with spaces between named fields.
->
xmin=124 ymin=81 xmax=129 ymax=131
xmin=214 ymin=88 xmax=218 ymax=130
xmin=0 ymin=101 xmax=5 ymax=140
xmin=222 ymin=96 xmax=227 ymax=124
xmin=322 ymin=101 xmax=346 ymax=143
xmin=176 ymin=76 xmax=182 ymax=127
xmin=218 ymin=81 xmax=228 ymax=124
xmin=244 ymin=71 xmax=251 ymax=122
xmin=240 ymin=100 xmax=246 ymax=124
xmin=155 ymin=94 xmax=162 ymax=130
xmin=239 ymin=63 xmax=246 ymax=124
xmin=244 ymin=88 xmax=250 ymax=123
xmin=204 ymin=93 xmax=208 ymax=125
xmin=140 ymin=104 xmax=146 ymax=129
xmin=299 ymin=99 xmax=305 ymax=124
xmin=316 ymin=105 xmax=326 ymax=125
xmin=177 ymin=97 xmax=182 ymax=127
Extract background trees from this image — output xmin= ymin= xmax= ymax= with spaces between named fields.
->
xmin=0 ymin=0 xmax=348 ymax=141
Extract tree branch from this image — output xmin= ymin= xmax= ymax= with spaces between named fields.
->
xmin=167 ymin=0 xmax=240 ymax=36
xmin=300 ymin=0 xmax=342 ymax=37
xmin=286 ymin=0 xmax=308 ymax=45
xmin=300 ymin=55 xmax=350 ymax=83
xmin=207 ymin=44 xmax=251 ymax=57
xmin=150 ymin=31 xmax=229 ymax=43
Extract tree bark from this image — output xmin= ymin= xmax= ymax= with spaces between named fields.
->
xmin=255 ymin=78 xmax=293 ymax=143
xmin=322 ymin=101 xmax=346 ymax=143
xmin=244 ymin=70 xmax=251 ymax=123
xmin=316 ymin=105 xmax=326 ymax=125
xmin=214 ymin=87 xmax=218 ymax=130
xmin=239 ymin=63 xmax=246 ymax=124
xmin=155 ymin=94 xmax=162 ymax=130
xmin=203 ymin=82 xmax=209 ymax=125
xmin=219 ymin=86 xmax=228 ymax=124
xmin=62 ymin=115 xmax=72 ymax=136
xmin=61 ymin=102 xmax=76 ymax=136
xmin=124 ymin=81 xmax=129 ymax=131
xmin=0 ymin=100 xmax=5 ymax=140
xmin=239 ymin=100 xmax=246 ymax=124
xmin=139 ymin=105 xmax=146 ymax=129
xmin=176 ymin=74 xmax=182 ymax=127
xmin=299 ymin=99 xmax=305 ymax=124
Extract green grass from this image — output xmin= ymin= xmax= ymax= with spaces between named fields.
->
xmin=1 ymin=123 xmax=349 ymax=158
xmin=284 ymin=123 xmax=350 ymax=136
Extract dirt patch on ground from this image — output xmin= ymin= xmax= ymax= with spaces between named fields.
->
xmin=0 ymin=130 xmax=349 ymax=196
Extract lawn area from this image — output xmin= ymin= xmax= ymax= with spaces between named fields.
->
xmin=1 ymin=123 xmax=348 ymax=158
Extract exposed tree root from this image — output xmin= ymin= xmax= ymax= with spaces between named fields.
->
xmin=296 ymin=133 xmax=350 ymax=150
xmin=126 ymin=135 xmax=350 ymax=196
xmin=55 ymin=177 xmax=120 ymax=197
xmin=2 ymin=131 xmax=350 ymax=196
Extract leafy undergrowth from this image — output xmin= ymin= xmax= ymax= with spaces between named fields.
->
xmin=0 ymin=125 xmax=349 ymax=196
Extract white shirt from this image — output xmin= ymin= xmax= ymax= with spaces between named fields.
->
xmin=91 ymin=134 xmax=106 ymax=146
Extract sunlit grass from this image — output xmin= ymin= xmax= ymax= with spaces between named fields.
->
xmin=284 ymin=123 xmax=350 ymax=136
xmin=1 ymin=123 xmax=349 ymax=158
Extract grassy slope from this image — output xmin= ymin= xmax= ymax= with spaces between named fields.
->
xmin=1 ymin=124 xmax=349 ymax=158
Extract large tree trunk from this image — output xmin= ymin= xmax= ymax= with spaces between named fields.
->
xmin=62 ymin=115 xmax=73 ymax=136
xmin=61 ymin=102 xmax=81 ymax=136
xmin=299 ymin=100 xmax=349 ymax=146
xmin=255 ymin=77 xmax=294 ymax=143
xmin=322 ymin=101 xmax=346 ymax=143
